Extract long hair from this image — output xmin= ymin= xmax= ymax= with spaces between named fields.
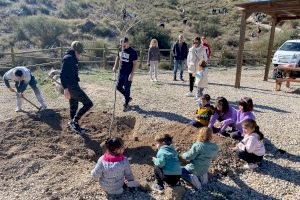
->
xmin=242 ymin=119 xmax=264 ymax=140
xmin=239 ymin=97 xmax=254 ymax=112
xmin=197 ymin=127 xmax=213 ymax=142
xmin=149 ymin=39 xmax=158 ymax=48
xmin=215 ymin=97 xmax=229 ymax=114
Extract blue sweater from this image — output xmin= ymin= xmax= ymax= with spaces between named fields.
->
xmin=153 ymin=145 xmax=181 ymax=175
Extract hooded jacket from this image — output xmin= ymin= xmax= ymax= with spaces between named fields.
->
xmin=187 ymin=46 xmax=208 ymax=73
xmin=60 ymin=50 xmax=80 ymax=89
xmin=172 ymin=42 xmax=188 ymax=60
xmin=153 ymin=145 xmax=181 ymax=175
xmin=182 ymin=141 xmax=219 ymax=176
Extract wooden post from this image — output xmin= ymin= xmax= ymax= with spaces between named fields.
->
xmin=139 ymin=48 xmax=143 ymax=69
xmin=169 ymin=49 xmax=173 ymax=69
xmin=11 ymin=46 xmax=15 ymax=67
xmin=234 ymin=11 xmax=248 ymax=88
xmin=264 ymin=17 xmax=277 ymax=81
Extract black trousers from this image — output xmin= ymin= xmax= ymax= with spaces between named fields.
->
xmin=116 ymin=73 xmax=132 ymax=105
xmin=154 ymin=166 xmax=181 ymax=188
xmin=189 ymin=73 xmax=195 ymax=92
xmin=238 ymin=150 xmax=263 ymax=164
xmin=69 ymin=85 xmax=93 ymax=122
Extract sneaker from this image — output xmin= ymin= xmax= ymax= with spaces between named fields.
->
xmin=194 ymin=95 xmax=199 ymax=100
xmin=151 ymin=183 xmax=164 ymax=193
xmin=129 ymin=97 xmax=133 ymax=103
xmin=180 ymin=78 xmax=185 ymax=81
xmin=69 ymin=120 xmax=82 ymax=134
xmin=173 ymin=78 xmax=177 ymax=81
xmin=15 ymin=107 xmax=22 ymax=112
xmin=243 ymin=163 xmax=258 ymax=170
xmin=186 ymin=92 xmax=194 ymax=97
xmin=123 ymin=104 xmax=130 ymax=112
xmin=190 ymin=174 xmax=202 ymax=190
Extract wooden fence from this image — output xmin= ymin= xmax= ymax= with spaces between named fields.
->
xmin=0 ymin=46 xmax=271 ymax=72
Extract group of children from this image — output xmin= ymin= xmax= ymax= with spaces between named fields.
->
xmin=191 ymin=94 xmax=265 ymax=170
xmin=91 ymin=128 xmax=218 ymax=195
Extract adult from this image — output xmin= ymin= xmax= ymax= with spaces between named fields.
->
xmin=278 ymin=55 xmax=300 ymax=78
xmin=60 ymin=41 xmax=93 ymax=133
xmin=113 ymin=37 xmax=138 ymax=112
xmin=3 ymin=66 xmax=47 ymax=112
xmin=172 ymin=34 xmax=188 ymax=81
xmin=186 ymin=36 xmax=208 ymax=97
xmin=201 ymin=36 xmax=212 ymax=60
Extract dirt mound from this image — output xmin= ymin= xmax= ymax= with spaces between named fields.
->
xmin=0 ymin=109 xmax=243 ymax=199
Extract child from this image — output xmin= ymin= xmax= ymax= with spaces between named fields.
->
xmin=231 ymin=97 xmax=256 ymax=140
xmin=190 ymin=94 xmax=215 ymax=128
xmin=232 ymin=119 xmax=265 ymax=169
xmin=91 ymin=138 xmax=138 ymax=195
xmin=152 ymin=134 xmax=181 ymax=192
xmin=208 ymin=97 xmax=237 ymax=135
xmin=186 ymin=37 xmax=207 ymax=97
xmin=181 ymin=127 xmax=219 ymax=190
xmin=201 ymin=36 xmax=212 ymax=60
xmin=194 ymin=60 xmax=208 ymax=100
xmin=147 ymin=39 xmax=160 ymax=81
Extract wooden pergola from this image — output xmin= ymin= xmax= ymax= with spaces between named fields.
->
xmin=234 ymin=0 xmax=300 ymax=88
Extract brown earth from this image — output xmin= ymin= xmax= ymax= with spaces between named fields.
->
xmin=0 ymin=108 xmax=243 ymax=199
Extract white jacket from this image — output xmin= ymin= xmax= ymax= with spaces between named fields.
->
xmin=187 ymin=46 xmax=207 ymax=73
xmin=237 ymin=133 xmax=265 ymax=156
xmin=195 ymin=69 xmax=208 ymax=88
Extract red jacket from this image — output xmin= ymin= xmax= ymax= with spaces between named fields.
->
xmin=203 ymin=43 xmax=212 ymax=59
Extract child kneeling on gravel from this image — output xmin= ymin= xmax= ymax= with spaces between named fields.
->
xmin=152 ymin=134 xmax=182 ymax=192
xmin=231 ymin=119 xmax=265 ymax=170
xmin=180 ymin=127 xmax=219 ymax=190
xmin=91 ymin=137 xmax=139 ymax=195
xmin=190 ymin=94 xmax=215 ymax=128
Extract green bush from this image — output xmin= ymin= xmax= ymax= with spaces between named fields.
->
xmin=226 ymin=36 xmax=239 ymax=47
xmin=194 ymin=23 xmax=222 ymax=38
xmin=129 ymin=21 xmax=172 ymax=52
xmin=15 ymin=16 xmax=69 ymax=48
xmin=159 ymin=62 xmax=172 ymax=70
xmin=61 ymin=1 xmax=86 ymax=18
xmin=93 ymin=25 xmax=116 ymax=38
xmin=0 ymin=0 xmax=10 ymax=6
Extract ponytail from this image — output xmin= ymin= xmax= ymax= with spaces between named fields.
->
xmin=255 ymin=125 xmax=264 ymax=140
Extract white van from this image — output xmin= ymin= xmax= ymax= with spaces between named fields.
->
xmin=272 ymin=39 xmax=300 ymax=66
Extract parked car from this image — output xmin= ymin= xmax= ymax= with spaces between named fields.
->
xmin=272 ymin=39 xmax=300 ymax=66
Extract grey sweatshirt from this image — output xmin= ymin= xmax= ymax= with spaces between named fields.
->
xmin=147 ymin=47 xmax=160 ymax=63
xmin=91 ymin=155 xmax=134 ymax=194
xmin=3 ymin=66 xmax=31 ymax=88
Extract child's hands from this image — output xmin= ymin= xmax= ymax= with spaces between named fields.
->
xmin=230 ymin=147 xmax=238 ymax=151
xmin=152 ymin=157 xmax=156 ymax=162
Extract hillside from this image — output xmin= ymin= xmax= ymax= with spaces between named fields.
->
xmin=0 ymin=0 xmax=299 ymax=63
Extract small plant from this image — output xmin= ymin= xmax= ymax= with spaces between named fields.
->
xmin=159 ymin=62 xmax=172 ymax=70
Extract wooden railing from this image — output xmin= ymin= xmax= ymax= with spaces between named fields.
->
xmin=0 ymin=46 xmax=272 ymax=71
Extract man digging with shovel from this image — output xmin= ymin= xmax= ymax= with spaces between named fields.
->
xmin=60 ymin=41 xmax=93 ymax=134
xmin=3 ymin=66 xmax=47 ymax=112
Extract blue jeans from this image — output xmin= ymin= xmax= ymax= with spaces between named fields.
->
xmin=117 ymin=73 xmax=132 ymax=105
xmin=181 ymin=168 xmax=192 ymax=183
xmin=173 ymin=60 xmax=184 ymax=80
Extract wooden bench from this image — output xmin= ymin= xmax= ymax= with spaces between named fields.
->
xmin=275 ymin=66 xmax=300 ymax=91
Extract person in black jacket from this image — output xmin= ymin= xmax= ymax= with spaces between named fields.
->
xmin=60 ymin=41 xmax=93 ymax=133
xmin=172 ymin=34 xmax=188 ymax=81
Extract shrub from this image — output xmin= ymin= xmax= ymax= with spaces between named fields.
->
xmin=15 ymin=16 xmax=69 ymax=48
xmin=226 ymin=36 xmax=239 ymax=47
xmin=0 ymin=0 xmax=10 ymax=6
xmin=194 ymin=23 xmax=222 ymax=38
xmin=159 ymin=62 xmax=172 ymax=70
xmin=129 ymin=20 xmax=172 ymax=53
xmin=92 ymin=25 xmax=116 ymax=38
xmin=16 ymin=5 xmax=34 ymax=16
xmin=61 ymin=1 xmax=86 ymax=18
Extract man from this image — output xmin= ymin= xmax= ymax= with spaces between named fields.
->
xmin=60 ymin=41 xmax=93 ymax=133
xmin=113 ymin=37 xmax=138 ymax=112
xmin=3 ymin=66 xmax=47 ymax=112
xmin=172 ymin=34 xmax=188 ymax=81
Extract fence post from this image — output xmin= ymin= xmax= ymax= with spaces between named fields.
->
xmin=11 ymin=46 xmax=15 ymax=67
xmin=139 ymin=48 xmax=143 ymax=69
xmin=60 ymin=45 xmax=64 ymax=58
xmin=103 ymin=45 xmax=107 ymax=69
xmin=169 ymin=49 xmax=173 ymax=69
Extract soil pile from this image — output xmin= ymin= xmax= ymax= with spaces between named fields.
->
xmin=0 ymin=109 xmax=242 ymax=199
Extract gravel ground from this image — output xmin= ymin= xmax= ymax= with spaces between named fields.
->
xmin=0 ymin=66 xmax=299 ymax=200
